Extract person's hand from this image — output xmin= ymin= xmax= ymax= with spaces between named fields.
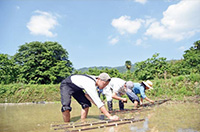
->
xmin=109 ymin=115 xmax=119 ymax=120
xmin=122 ymin=98 xmax=127 ymax=103
xmin=150 ymin=100 xmax=154 ymax=104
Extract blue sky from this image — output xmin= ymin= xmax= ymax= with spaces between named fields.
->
xmin=0 ymin=0 xmax=200 ymax=69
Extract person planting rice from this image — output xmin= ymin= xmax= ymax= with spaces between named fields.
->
xmin=126 ymin=80 xmax=154 ymax=109
xmin=99 ymin=78 xmax=134 ymax=111
xmin=60 ymin=72 xmax=119 ymax=122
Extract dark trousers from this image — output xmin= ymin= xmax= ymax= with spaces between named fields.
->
xmin=126 ymin=90 xmax=140 ymax=104
xmin=60 ymin=76 xmax=91 ymax=112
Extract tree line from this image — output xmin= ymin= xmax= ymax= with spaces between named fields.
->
xmin=0 ymin=40 xmax=199 ymax=84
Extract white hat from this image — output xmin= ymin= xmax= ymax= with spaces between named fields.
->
xmin=142 ymin=80 xmax=153 ymax=89
xmin=126 ymin=81 xmax=134 ymax=90
xmin=97 ymin=73 xmax=111 ymax=82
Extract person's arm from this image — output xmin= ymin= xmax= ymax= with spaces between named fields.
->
xmin=100 ymin=106 xmax=119 ymax=120
xmin=112 ymin=92 xmax=127 ymax=103
xmin=144 ymin=97 xmax=154 ymax=103
xmin=140 ymin=86 xmax=154 ymax=104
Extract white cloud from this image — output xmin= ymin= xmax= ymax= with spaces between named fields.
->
xmin=145 ymin=0 xmax=200 ymax=41
xmin=134 ymin=0 xmax=147 ymax=4
xmin=108 ymin=36 xmax=119 ymax=45
xmin=134 ymin=37 xmax=150 ymax=48
xmin=27 ymin=10 xmax=58 ymax=37
xmin=111 ymin=16 xmax=144 ymax=35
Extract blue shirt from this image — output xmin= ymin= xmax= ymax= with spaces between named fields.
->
xmin=132 ymin=83 xmax=146 ymax=99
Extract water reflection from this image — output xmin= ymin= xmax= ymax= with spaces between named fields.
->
xmin=0 ymin=101 xmax=200 ymax=132
xmin=130 ymin=118 xmax=149 ymax=132
xmin=177 ymin=128 xmax=199 ymax=132
xmin=0 ymin=103 xmax=62 ymax=132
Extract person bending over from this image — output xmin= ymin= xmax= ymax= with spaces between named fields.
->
xmin=60 ymin=73 xmax=119 ymax=122
xmin=126 ymin=80 xmax=154 ymax=109
xmin=100 ymin=78 xmax=134 ymax=111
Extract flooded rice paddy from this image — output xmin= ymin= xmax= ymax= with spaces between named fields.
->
xmin=0 ymin=100 xmax=200 ymax=132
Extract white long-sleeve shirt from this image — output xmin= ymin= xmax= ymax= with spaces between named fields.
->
xmin=71 ymin=75 xmax=104 ymax=108
xmin=103 ymin=78 xmax=126 ymax=101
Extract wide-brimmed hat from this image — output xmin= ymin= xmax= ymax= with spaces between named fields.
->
xmin=97 ymin=73 xmax=111 ymax=82
xmin=142 ymin=80 xmax=153 ymax=89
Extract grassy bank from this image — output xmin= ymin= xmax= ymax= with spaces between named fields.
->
xmin=0 ymin=84 xmax=60 ymax=103
xmin=0 ymin=74 xmax=200 ymax=103
xmin=148 ymin=74 xmax=200 ymax=101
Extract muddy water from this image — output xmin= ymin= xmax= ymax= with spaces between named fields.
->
xmin=0 ymin=101 xmax=200 ymax=132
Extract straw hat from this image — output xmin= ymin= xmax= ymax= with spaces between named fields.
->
xmin=142 ymin=80 xmax=153 ymax=89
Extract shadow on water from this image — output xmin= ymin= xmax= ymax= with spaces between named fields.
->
xmin=0 ymin=100 xmax=200 ymax=132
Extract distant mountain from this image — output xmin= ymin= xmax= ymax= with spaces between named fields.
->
xmin=77 ymin=64 xmax=135 ymax=73
xmin=76 ymin=59 xmax=179 ymax=73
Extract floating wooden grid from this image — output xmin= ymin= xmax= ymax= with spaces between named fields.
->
xmin=52 ymin=118 xmax=145 ymax=131
xmin=110 ymin=99 xmax=170 ymax=114
xmin=51 ymin=99 xmax=170 ymax=131
xmin=109 ymin=107 xmax=149 ymax=114
xmin=140 ymin=99 xmax=170 ymax=107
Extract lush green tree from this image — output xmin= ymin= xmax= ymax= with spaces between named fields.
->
xmin=194 ymin=40 xmax=200 ymax=50
xmin=182 ymin=40 xmax=200 ymax=73
xmin=73 ymin=70 xmax=83 ymax=75
xmin=74 ymin=67 xmax=123 ymax=79
xmin=134 ymin=53 xmax=169 ymax=80
xmin=168 ymin=59 xmax=191 ymax=76
xmin=167 ymin=40 xmax=200 ymax=76
xmin=13 ymin=41 xmax=73 ymax=84
xmin=0 ymin=54 xmax=19 ymax=84
xmin=168 ymin=60 xmax=182 ymax=76
xmin=102 ymin=68 xmax=123 ymax=78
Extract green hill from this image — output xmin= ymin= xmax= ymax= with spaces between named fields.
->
xmin=77 ymin=64 xmax=135 ymax=73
